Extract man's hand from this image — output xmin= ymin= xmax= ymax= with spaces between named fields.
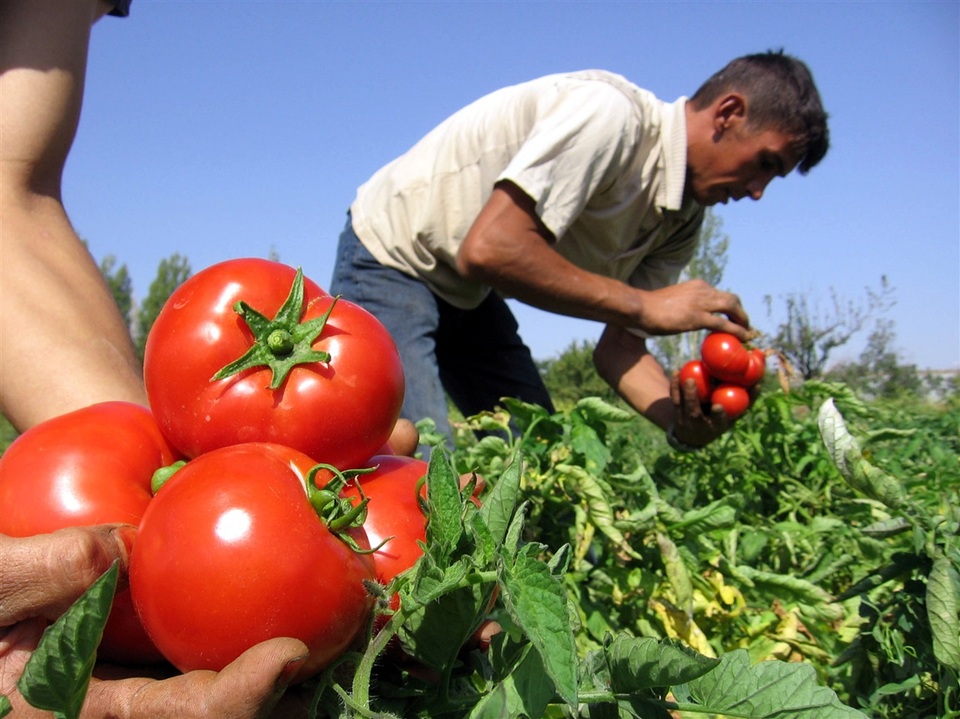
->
xmin=670 ymin=369 xmax=760 ymax=449
xmin=634 ymin=280 xmax=752 ymax=342
xmin=0 ymin=527 xmax=310 ymax=719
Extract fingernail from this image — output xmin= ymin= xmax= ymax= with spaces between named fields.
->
xmin=113 ymin=525 xmax=138 ymax=563
xmin=276 ymin=654 xmax=309 ymax=692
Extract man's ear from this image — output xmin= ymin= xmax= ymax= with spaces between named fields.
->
xmin=713 ymin=93 xmax=747 ymax=139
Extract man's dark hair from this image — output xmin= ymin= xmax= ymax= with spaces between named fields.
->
xmin=690 ymin=50 xmax=829 ymax=174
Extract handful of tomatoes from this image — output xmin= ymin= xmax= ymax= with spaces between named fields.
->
xmin=0 ymin=259 xmax=445 ymax=682
xmin=678 ymin=332 xmax=767 ymax=420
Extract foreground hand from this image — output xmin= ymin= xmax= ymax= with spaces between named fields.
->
xmin=0 ymin=527 xmax=310 ymax=719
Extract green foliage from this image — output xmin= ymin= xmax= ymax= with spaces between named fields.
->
xmin=98 ymin=255 xmax=134 ymax=328
xmin=132 ymin=253 xmax=192 ymax=360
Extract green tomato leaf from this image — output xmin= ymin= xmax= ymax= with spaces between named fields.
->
xmin=681 ymin=649 xmax=868 ymax=718
xmin=499 ymin=544 xmax=578 ymax=705
xmin=606 ymin=635 xmax=719 ymax=692
xmin=573 ymin=396 xmax=633 ymax=423
xmin=926 ymin=554 xmax=960 ymax=671
xmin=17 ymin=561 xmax=119 ymax=719
xmin=467 ymin=643 xmax=556 ymax=719
xmin=424 ymin=448 xmax=464 ymax=560
xmin=478 ymin=450 xmax=522 ymax=548
xmin=0 ymin=695 xmax=12 ymax=718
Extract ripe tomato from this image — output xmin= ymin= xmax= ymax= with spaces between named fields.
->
xmin=340 ymin=455 xmax=430 ymax=593
xmin=700 ymin=332 xmax=751 ymax=384
xmin=0 ymin=402 xmax=180 ymax=664
xmin=143 ymin=258 xmax=405 ymax=470
xmin=739 ymin=348 xmax=767 ymax=387
xmin=678 ymin=359 xmax=714 ymax=404
xmin=711 ymin=384 xmax=751 ymax=420
xmin=129 ymin=443 xmax=375 ymax=683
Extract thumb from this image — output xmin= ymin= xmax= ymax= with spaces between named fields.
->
xmin=0 ymin=525 xmax=135 ymax=625
xmin=91 ymin=638 xmax=312 ymax=719
xmin=213 ymin=637 xmax=312 ymax=710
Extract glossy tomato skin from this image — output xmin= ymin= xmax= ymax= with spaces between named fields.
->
xmin=130 ymin=443 xmax=375 ymax=683
xmin=143 ymin=258 xmax=404 ymax=469
xmin=739 ymin=349 xmax=767 ymax=387
xmin=678 ymin=360 xmax=714 ymax=404
xmin=340 ymin=455 xmax=430 ymax=589
xmin=700 ymin=332 xmax=750 ymax=384
xmin=711 ymin=384 xmax=751 ymax=420
xmin=0 ymin=401 xmax=180 ymax=664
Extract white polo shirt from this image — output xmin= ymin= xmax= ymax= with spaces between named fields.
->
xmin=350 ymin=70 xmax=704 ymax=311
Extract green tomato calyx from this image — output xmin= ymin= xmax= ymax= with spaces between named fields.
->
xmin=210 ymin=268 xmax=335 ymax=390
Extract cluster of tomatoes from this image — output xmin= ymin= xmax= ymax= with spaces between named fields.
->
xmin=0 ymin=259 xmax=436 ymax=683
xmin=678 ymin=332 xmax=767 ymax=420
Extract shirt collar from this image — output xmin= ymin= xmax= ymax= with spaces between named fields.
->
xmin=657 ymin=96 xmax=689 ymax=212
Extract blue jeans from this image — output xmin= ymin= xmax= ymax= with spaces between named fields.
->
xmin=330 ymin=215 xmax=554 ymax=449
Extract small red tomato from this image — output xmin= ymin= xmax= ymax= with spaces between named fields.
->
xmin=711 ymin=384 xmax=751 ymax=420
xmin=678 ymin=359 xmax=714 ymax=404
xmin=701 ymin=332 xmax=750 ymax=384
xmin=340 ymin=456 xmax=429 ymax=592
xmin=738 ymin=348 xmax=767 ymax=387
xmin=130 ymin=443 xmax=375 ymax=683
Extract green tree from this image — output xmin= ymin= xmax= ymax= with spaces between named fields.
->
xmin=762 ymin=276 xmax=895 ymax=380
xmin=98 ymin=255 xmax=134 ymax=329
xmin=539 ymin=340 xmax=620 ymax=411
xmin=651 ymin=208 xmax=729 ymax=370
xmin=133 ymin=254 xmax=192 ymax=359
xmin=828 ymin=318 xmax=923 ymax=400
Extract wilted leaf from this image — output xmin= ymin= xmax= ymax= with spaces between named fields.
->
xmin=926 ymin=554 xmax=960 ymax=671
xmin=817 ymin=399 xmax=908 ymax=510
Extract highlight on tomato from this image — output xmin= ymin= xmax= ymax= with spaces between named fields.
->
xmin=711 ymin=384 xmax=751 ymax=420
xmin=0 ymin=401 xmax=180 ymax=664
xmin=129 ymin=443 xmax=375 ymax=683
xmin=143 ymin=258 xmax=405 ymax=470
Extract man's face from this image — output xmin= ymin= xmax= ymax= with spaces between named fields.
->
xmin=686 ymin=120 xmax=800 ymax=207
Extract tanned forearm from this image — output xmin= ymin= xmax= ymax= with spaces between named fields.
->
xmin=456 ymin=183 xmax=752 ymax=339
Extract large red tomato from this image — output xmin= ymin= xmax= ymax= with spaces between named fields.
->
xmin=143 ymin=258 xmax=405 ymax=469
xmin=129 ymin=443 xmax=375 ymax=683
xmin=700 ymin=332 xmax=751 ymax=384
xmin=0 ymin=402 xmax=180 ymax=664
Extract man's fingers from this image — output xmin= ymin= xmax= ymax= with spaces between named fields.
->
xmin=93 ymin=637 xmax=311 ymax=719
xmin=0 ymin=525 xmax=135 ymax=625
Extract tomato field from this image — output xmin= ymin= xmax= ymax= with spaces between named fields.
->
xmin=1 ymin=260 xmax=957 ymax=719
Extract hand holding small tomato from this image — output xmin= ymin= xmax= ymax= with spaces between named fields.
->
xmin=671 ymin=332 xmax=766 ymax=448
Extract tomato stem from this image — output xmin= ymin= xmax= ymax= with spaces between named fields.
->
xmin=209 ymin=268 xmax=336 ymax=390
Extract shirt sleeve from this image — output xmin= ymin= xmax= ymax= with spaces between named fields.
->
xmin=496 ymin=81 xmax=641 ymax=242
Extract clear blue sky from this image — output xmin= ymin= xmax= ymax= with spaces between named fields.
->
xmin=66 ymin=0 xmax=959 ymax=370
